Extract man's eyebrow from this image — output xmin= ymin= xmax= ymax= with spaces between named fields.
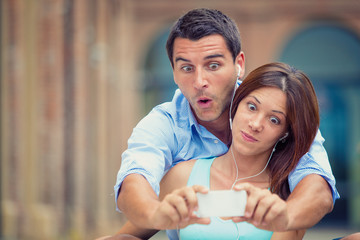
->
xmin=204 ymin=54 xmax=225 ymax=60
xmin=175 ymin=57 xmax=190 ymax=63
xmin=175 ymin=54 xmax=225 ymax=63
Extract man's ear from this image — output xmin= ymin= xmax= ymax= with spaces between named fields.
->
xmin=236 ymin=51 xmax=245 ymax=79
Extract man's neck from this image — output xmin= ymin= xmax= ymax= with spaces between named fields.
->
xmin=198 ymin=117 xmax=232 ymax=146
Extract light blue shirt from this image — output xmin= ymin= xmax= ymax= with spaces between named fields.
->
xmin=114 ymin=88 xmax=340 ymax=211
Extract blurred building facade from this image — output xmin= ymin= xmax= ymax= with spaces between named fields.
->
xmin=1 ymin=0 xmax=359 ymax=239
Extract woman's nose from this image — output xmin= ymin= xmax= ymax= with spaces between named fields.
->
xmin=249 ymin=115 xmax=264 ymax=132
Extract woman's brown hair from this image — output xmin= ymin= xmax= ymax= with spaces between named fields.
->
xmin=231 ymin=62 xmax=320 ymax=199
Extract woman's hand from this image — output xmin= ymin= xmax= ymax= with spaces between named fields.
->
xmin=150 ymin=185 xmax=211 ymax=230
xmin=231 ymin=183 xmax=289 ymax=232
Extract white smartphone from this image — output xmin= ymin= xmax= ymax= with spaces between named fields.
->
xmin=196 ymin=190 xmax=247 ymax=217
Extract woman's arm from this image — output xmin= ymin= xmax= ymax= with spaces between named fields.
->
xmin=156 ymin=160 xmax=210 ymax=229
xmin=159 ymin=160 xmax=196 ymax=198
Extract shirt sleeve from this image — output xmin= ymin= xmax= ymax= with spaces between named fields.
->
xmin=288 ymin=129 xmax=340 ymax=204
xmin=114 ymin=107 xmax=177 ymax=211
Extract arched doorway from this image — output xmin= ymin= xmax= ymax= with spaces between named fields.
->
xmin=142 ymin=28 xmax=178 ymax=115
xmin=279 ymin=22 xmax=360 ymax=226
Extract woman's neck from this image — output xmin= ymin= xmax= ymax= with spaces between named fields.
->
xmin=210 ymin=147 xmax=271 ymax=190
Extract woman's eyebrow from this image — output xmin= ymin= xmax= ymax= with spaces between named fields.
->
xmin=249 ymin=95 xmax=286 ymax=117
xmin=273 ymin=110 xmax=286 ymax=117
xmin=249 ymin=95 xmax=261 ymax=104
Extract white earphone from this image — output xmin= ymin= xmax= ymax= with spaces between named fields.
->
xmin=279 ymin=132 xmax=289 ymax=142
xmin=229 ymin=65 xmax=242 ymax=130
xmin=237 ymin=64 xmax=242 ymax=78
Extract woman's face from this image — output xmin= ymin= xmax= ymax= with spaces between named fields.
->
xmin=232 ymin=87 xmax=288 ymax=157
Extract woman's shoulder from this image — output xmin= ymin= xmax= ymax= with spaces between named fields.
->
xmin=161 ymin=157 xmax=214 ymax=188
xmin=174 ymin=159 xmax=197 ymax=170
xmin=171 ymin=157 xmax=214 ymax=175
xmin=159 ymin=159 xmax=197 ymax=198
xmin=165 ymin=159 xmax=197 ymax=182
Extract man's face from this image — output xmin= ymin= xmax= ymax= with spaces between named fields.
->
xmin=172 ymin=34 xmax=242 ymax=124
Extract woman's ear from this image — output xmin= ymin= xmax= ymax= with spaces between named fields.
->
xmin=279 ymin=132 xmax=289 ymax=142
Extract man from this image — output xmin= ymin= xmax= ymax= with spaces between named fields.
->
xmin=114 ymin=8 xmax=339 ymax=239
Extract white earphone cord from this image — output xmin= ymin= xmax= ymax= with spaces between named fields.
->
xmin=228 ymin=70 xmax=280 ymax=189
xmin=230 ymin=138 xmax=279 ymax=190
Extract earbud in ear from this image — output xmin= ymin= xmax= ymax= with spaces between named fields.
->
xmin=237 ymin=65 xmax=242 ymax=77
xmin=279 ymin=132 xmax=289 ymax=142
xmin=229 ymin=118 xmax=233 ymax=130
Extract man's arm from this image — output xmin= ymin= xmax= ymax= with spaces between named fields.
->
xmin=95 ymin=221 xmax=153 ymax=240
xmin=117 ymin=174 xmax=162 ymax=229
xmin=115 ymin=106 xmax=178 ymax=217
xmin=115 ymin=221 xmax=158 ymax=239
xmin=286 ymin=174 xmax=333 ymax=230
xmin=285 ymin=129 xmax=339 ymax=229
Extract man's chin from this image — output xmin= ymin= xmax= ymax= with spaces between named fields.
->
xmin=196 ymin=112 xmax=221 ymax=123
xmin=191 ymin=106 xmax=223 ymax=123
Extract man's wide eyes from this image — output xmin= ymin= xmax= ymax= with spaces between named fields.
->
xmin=208 ymin=63 xmax=220 ymax=70
xmin=181 ymin=66 xmax=193 ymax=72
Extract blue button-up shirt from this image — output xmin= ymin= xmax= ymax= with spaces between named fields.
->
xmin=115 ymin=88 xmax=339 ymax=211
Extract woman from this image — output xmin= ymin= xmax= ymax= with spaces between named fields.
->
xmin=158 ymin=62 xmax=319 ymax=240
xmin=98 ymin=62 xmax=319 ymax=240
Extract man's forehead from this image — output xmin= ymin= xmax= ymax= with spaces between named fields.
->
xmin=173 ymin=35 xmax=230 ymax=61
xmin=173 ymin=34 xmax=227 ymax=48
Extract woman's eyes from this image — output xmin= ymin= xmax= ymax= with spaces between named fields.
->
xmin=270 ymin=117 xmax=281 ymax=125
xmin=247 ymin=102 xmax=281 ymax=125
xmin=247 ymin=103 xmax=257 ymax=111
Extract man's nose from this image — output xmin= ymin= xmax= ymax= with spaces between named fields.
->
xmin=193 ymin=68 xmax=208 ymax=89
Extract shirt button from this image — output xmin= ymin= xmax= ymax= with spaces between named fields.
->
xmin=214 ymin=140 xmax=219 ymax=144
